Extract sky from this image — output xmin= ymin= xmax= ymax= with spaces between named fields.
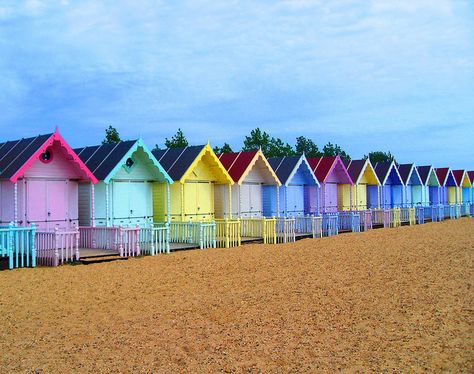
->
xmin=0 ymin=0 xmax=473 ymax=168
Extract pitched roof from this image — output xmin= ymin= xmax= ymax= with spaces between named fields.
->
xmin=345 ymin=159 xmax=366 ymax=184
xmin=374 ymin=161 xmax=403 ymax=185
xmin=218 ymin=151 xmax=258 ymax=183
xmin=397 ymin=164 xmax=413 ymax=184
xmin=468 ymin=171 xmax=474 ymax=184
xmin=74 ymin=139 xmax=172 ymax=183
xmin=435 ymin=167 xmax=451 ymax=186
xmin=74 ymin=141 xmax=136 ymax=181
xmin=308 ymin=156 xmax=352 ymax=184
xmin=268 ymin=156 xmax=299 ymax=185
xmin=0 ymin=130 xmax=97 ymax=183
xmin=452 ymin=170 xmax=469 ymax=187
xmin=152 ymin=145 xmax=205 ymax=181
xmin=416 ymin=166 xmax=432 ymax=185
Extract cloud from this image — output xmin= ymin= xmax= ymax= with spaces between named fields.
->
xmin=0 ymin=0 xmax=473 ymax=167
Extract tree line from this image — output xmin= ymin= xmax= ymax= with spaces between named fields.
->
xmin=102 ymin=125 xmax=395 ymax=164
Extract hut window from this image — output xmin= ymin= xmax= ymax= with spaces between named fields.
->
xmin=40 ymin=149 xmax=53 ymax=164
xmin=124 ymin=157 xmax=136 ymax=172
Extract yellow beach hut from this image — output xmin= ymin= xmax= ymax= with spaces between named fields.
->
xmin=342 ymin=159 xmax=380 ymax=210
xmin=152 ymin=144 xmax=236 ymax=248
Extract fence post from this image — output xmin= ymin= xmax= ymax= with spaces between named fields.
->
xmin=54 ymin=227 xmax=60 ymax=267
xmin=136 ymin=225 xmax=141 ymax=256
xmin=166 ymin=223 xmax=171 ymax=254
xmin=119 ymin=227 xmax=124 ymax=257
xmin=31 ymin=223 xmax=37 ymax=267
xmin=75 ymin=230 xmax=80 ymax=261
xmin=199 ymin=223 xmax=204 ymax=249
xmin=8 ymin=222 xmax=14 ymax=269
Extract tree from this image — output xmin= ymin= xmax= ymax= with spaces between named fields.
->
xmin=295 ymin=136 xmax=322 ymax=157
xmin=364 ymin=151 xmax=395 ymax=164
xmin=165 ymin=128 xmax=188 ymax=148
xmin=267 ymin=137 xmax=295 ymax=158
xmin=322 ymin=142 xmax=351 ymax=161
xmin=242 ymin=128 xmax=271 ymax=154
xmin=213 ymin=143 xmax=233 ymax=155
xmin=102 ymin=125 xmax=121 ymax=144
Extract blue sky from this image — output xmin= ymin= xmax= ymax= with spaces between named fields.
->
xmin=0 ymin=0 xmax=473 ymax=168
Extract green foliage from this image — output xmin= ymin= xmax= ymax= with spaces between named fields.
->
xmin=242 ymin=127 xmax=295 ymax=157
xmin=242 ymin=128 xmax=272 ymax=154
xmin=165 ymin=128 xmax=189 ymax=149
xmin=364 ymin=151 xmax=395 ymax=164
xmin=213 ymin=143 xmax=233 ymax=155
xmin=102 ymin=125 xmax=121 ymax=144
xmin=295 ymin=136 xmax=322 ymax=158
xmin=322 ymin=142 xmax=351 ymax=161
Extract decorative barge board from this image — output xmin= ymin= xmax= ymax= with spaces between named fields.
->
xmin=452 ymin=170 xmax=471 ymax=204
xmin=374 ymin=161 xmax=404 ymax=209
xmin=153 ymin=144 xmax=236 ymax=248
xmin=74 ymin=139 xmax=172 ymax=227
xmin=343 ymin=158 xmax=380 ymax=210
xmin=218 ymin=150 xmax=281 ymax=218
xmin=0 ymin=129 xmax=97 ymax=267
xmin=417 ymin=166 xmax=441 ymax=206
xmin=307 ymin=155 xmax=352 ymax=213
xmin=397 ymin=163 xmax=423 ymax=207
xmin=266 ymin=155 xmax=319 ymax=216
xmin=0 ymin=129 xmax=97 ymax=230
xmin=435 ymin=168 xmax=457 ymax=205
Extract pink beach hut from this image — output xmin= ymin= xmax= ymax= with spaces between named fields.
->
xmin=0 ymin=129 xmax=97 ymax=230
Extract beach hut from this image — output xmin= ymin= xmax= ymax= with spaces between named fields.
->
xmin=265 ymin=155 xmax=320 ymax=216
xmin=152 ymin=144 xmax=237 ymax=248
xmin=343 ymin=158 xmax=380 ymax=210
xmin=218 ymin=150 xmax=281 ymax=218
xmin=397 ymin=163 xmax=423 ymax=207
xmin=435 ymin=168 xmax=457 ymax=205
xmin=307 ymin=156 xmax=352 ymax=213
xmin=452 ymin=170 xmax=471 ymax=204
xmin=374 ymin=161 xmax=404 ymax=209
xmin=0 ymin=130 xmax=98 ymax=268
xmin=417 ymin=166 xmax=440 ymax=206
xmin=74 ymin=139 xmax=172 ymax=228
xmin=468 ymin=171 xmax=474 ymax=204
xmin=0 ymin=129 xmax=97 ymax=230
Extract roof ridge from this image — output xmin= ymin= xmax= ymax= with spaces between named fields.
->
xmin=1 ymin=135 xmax=41 ymax=174
xmin=92 ymin=141 xmax=123 ymax=174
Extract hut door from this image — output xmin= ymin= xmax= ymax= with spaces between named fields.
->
xmin=287 ymin=185 xmax=304 ymax=216
xmin=249 ymin=184 xmax=262 ymax=217
xmin=240 ymin=184 xmax=251 ymax=217
xmin=197 ymin=182 xmax=213 ymax=220
xmin=129 ymin=181 xmax=152 ymax=227
xmin=47 ymin=180 xmax=68 ymax=230
xmin=26 ymin=180 xmax=47 ymax=230
xmin=112 ymin=181 xmax=131 ymax=226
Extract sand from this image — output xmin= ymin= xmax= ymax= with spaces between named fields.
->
xmin=0 ymin=219 xmax=473 ymax=373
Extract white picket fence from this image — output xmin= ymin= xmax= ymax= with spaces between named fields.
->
xmin=36 ymin=228 xmax=80 ymax=266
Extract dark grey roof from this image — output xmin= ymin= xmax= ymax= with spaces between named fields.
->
xmin=74 ymin=141 xmax=136 ymax=181
xmin=0 ymin=133 xmax=53 ymax=179
xmin=268 ymin=156 xmax=301 ymax=184
xmin=374 ymin=161 xmax=392 ymax=183
xmin=397 ymin=163 xmax=413 ymax=184
xmin=152 ymin=145 xmax=205 ymax=181
xmin=417 ymin=166 xmax=432 ymax=185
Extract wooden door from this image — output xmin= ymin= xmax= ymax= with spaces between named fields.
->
xmin=129 ymin=181 xmax=152 ymax=227
xmin=112 ymin=181 xmax=130 ymax=226
xmin=197 ymin=182 xmax=213 ymax=220
xmin=46 ymin=180 xmax=68 ymax=230
xmin=26 ymin=180 xmax=47 ymax=230
xmin=184 ymin=182 xmax=198 ymax=219
xmin=287 ymin=185 xmax=304 ymax=216
xmin=249 ymin=184 xmax=262 ymax=217
xmin=240 ymin=183 xmax=252 ymax=217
